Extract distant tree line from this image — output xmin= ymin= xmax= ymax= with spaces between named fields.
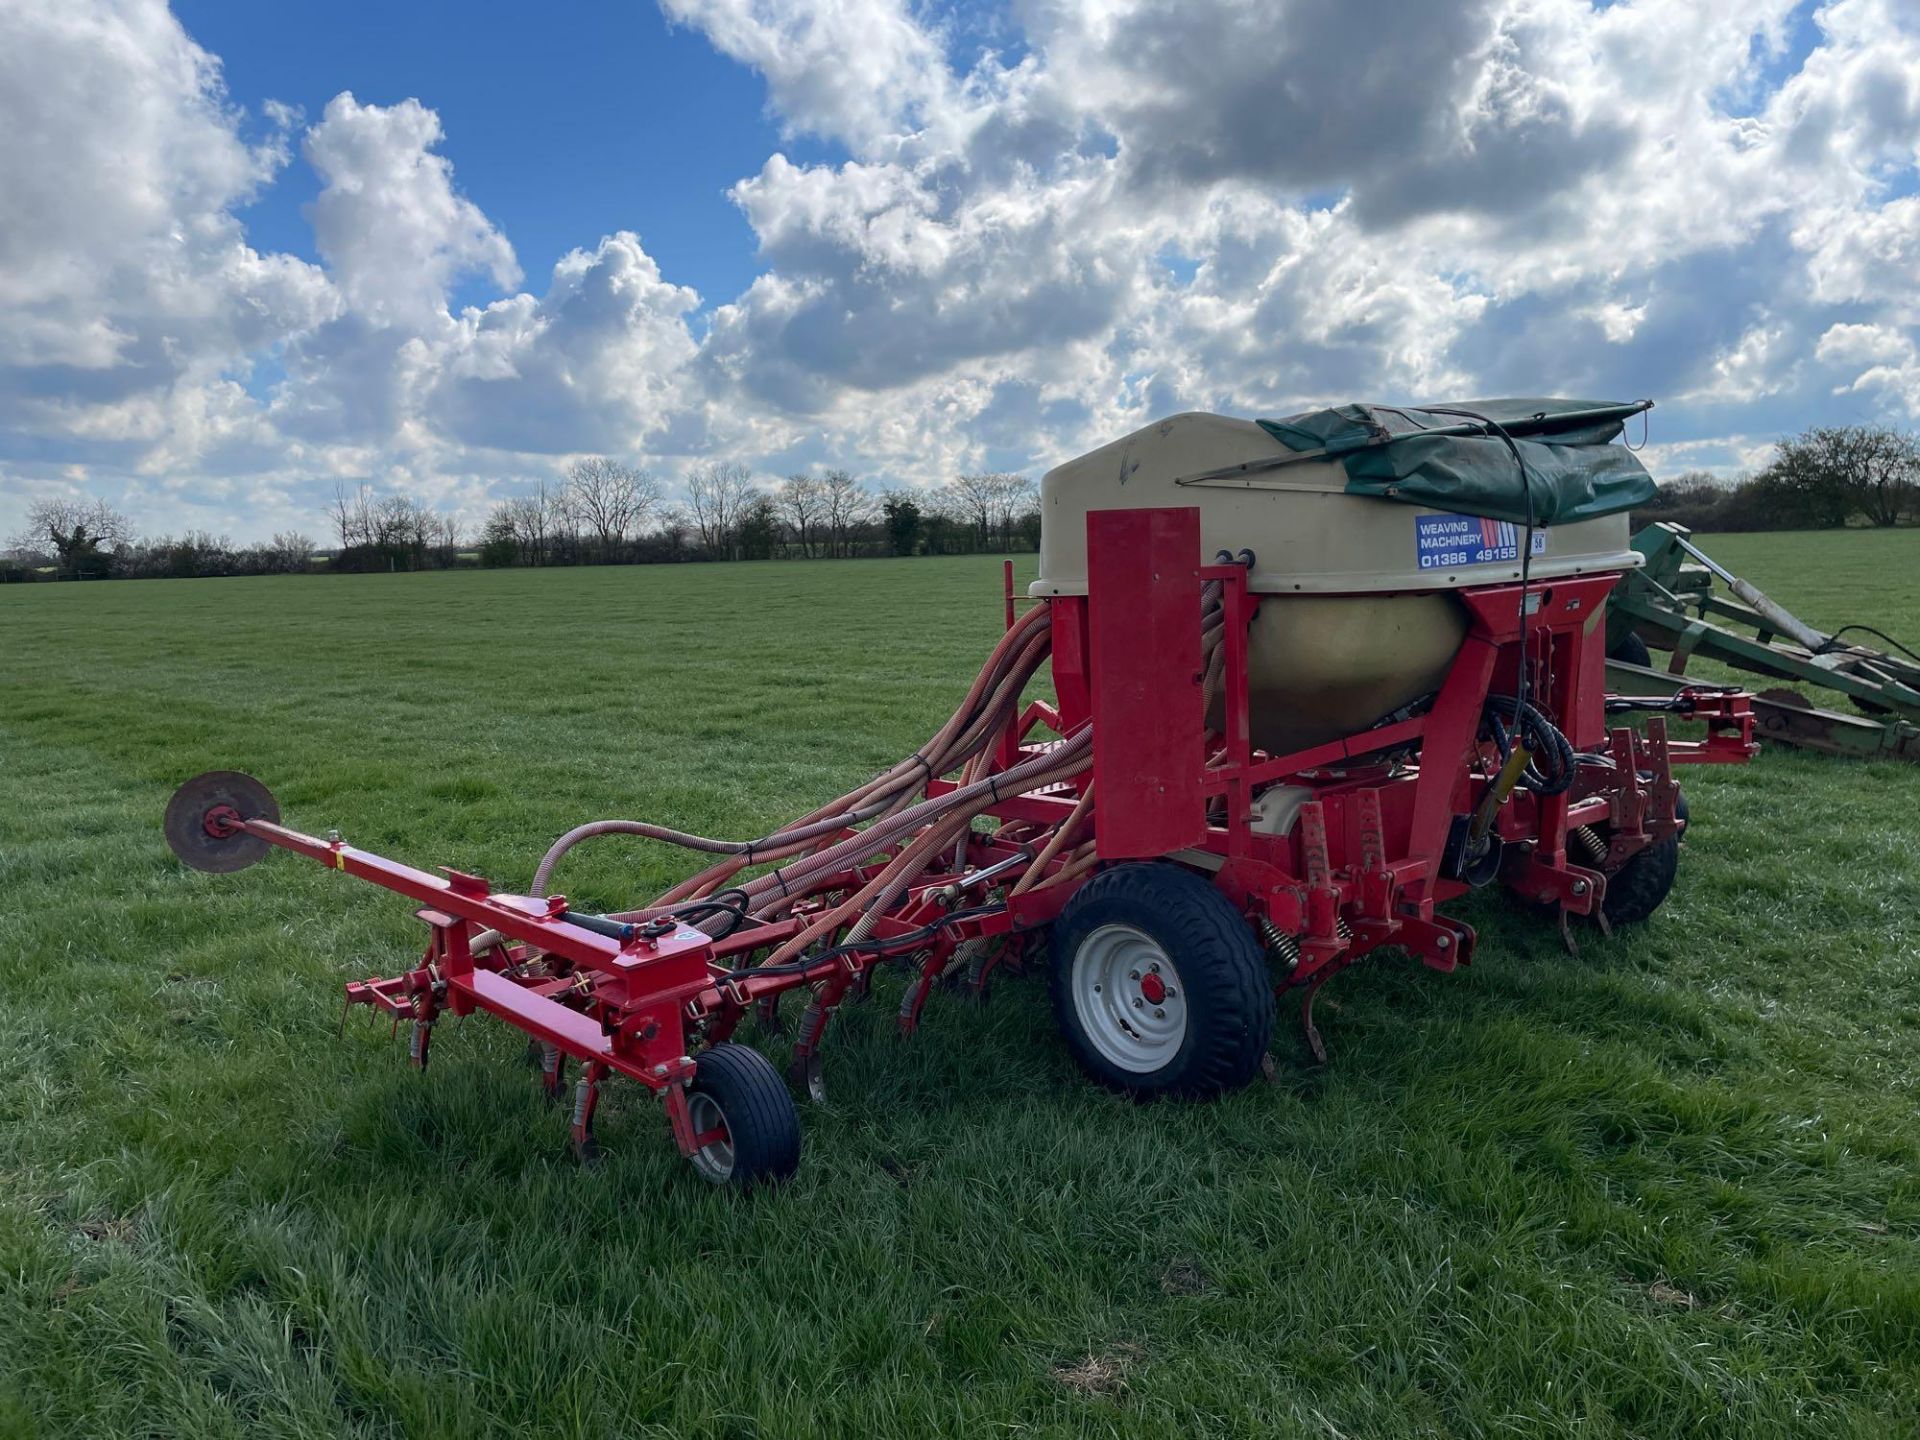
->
xmin=472 ymin=462 xmax=1040 ymax=568
xmin=1633 ymin=424 xmax=1919 ymax=532
xmin=1 ymin=462 xmax=1042 ymax=581
xmin=0 ymin=496 xmax=320 ymax=582
xmin=21 ymin=419 xmax=1902 ymax=583
xmin=326 ymin=483 xmax=463 ymax=572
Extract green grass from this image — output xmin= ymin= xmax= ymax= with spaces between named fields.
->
xmin=2 ymin=535 xmax=1918 ymax=1438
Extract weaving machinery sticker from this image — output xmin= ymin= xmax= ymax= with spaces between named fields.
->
xmin=1414 ymin=513 xmax=1548 ymax=570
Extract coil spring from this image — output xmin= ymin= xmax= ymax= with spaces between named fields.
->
xmin=1253 ymin=914 xmax=1299 ymax=974
xmin=1253 ymin=914 xmax=1351 ymax=974
xmin=1571 ymin=824 xmax=1609 ymax=867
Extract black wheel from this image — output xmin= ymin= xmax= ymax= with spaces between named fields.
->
xmin=685 ymin=1044 xmax=800 ymax=1188
xmin=1599 ymin=787 xmax=1688 ymax=925
xmin=1608 ymin=630 xmax=1651 ymax=667
xmin=1048 ymin=863 xmax=1274 ymax=1098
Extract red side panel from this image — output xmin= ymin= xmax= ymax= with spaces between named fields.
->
xmin=1049 ymin=596 xmax=1092 ymax=733
xmin=1087 ymin=507 xmax=1205 ymax=859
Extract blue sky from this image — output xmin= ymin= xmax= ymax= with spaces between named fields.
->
xmin=173 ymin=0 xmax=839 ymax=313
xmin=2 ymin=0 xmax=1917 ymax=543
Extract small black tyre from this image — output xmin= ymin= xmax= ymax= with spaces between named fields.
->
xmin=685 ymin=1043 xmax=800 ymax=1187
xmin=1608 ymin=630 xmax=1652 ymax=668
xmin=1049 ymin=863 xmax=1274 ymax=1098
xmin=1600 ymin=787 xmax=1689 ymax=925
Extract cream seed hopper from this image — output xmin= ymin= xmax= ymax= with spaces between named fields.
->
xmin=1033 ymin=403 xmax=1655 ymax=753
xmin=166 ymin=397 xmax=1755 ymax=1188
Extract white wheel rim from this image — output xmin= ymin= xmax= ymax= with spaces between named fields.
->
xmin=686 ymin=1092 xmax=735 ymax=1183
xmin=1071 ymin=923 xmax=1188 ymax=1073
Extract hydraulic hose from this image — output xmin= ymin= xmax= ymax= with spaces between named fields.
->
xmin=1483 ymin=696 xmax=1576 ymax=795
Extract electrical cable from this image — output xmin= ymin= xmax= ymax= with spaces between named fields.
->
xmin=1413 ymin=405 xmax=1544 ymax=724
xmin=668 ymin=888 xmax=753 ymax=939
xmin=1818 ymin=624 xmax=1920 ymax=667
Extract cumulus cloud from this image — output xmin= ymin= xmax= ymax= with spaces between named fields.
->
xmin=1817 ymin=320 xmax=1920 ymax=410
xmin=425 ymin=232 xmax=701 ymax=454
xmin=272 ymin=107 xmax=698 ymax=460
xmin=303 ymin=93 xmax=520 ymax=326
xmin=656 ymin=0 xmax=954 ymax=152
xmin=1026 ymin=0 xmax=1635 ymax=224
xmin=687 ymin=0 xmax=1920 ymax=472
xmin=0 ymin=0 xmax=334 ymax=469
xmin=4 ymin=0 xmax=1920 ymax=541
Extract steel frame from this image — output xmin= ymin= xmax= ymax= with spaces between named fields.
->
xmin=1606 ymin=522 xmax=1919 ymax=762
xmin=1047 ymin=508 xmax=1755 ymax=1052
xmin=187 ymin=503 xmax=1757 ymax=1168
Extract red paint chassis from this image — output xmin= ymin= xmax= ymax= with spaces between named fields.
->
xmin=173 ymin=504 xmax=1755 ymax=1174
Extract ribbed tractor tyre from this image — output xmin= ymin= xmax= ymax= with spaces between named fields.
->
xmin=684 ymin=1043 xmax=801 ymax=1188
xmin=1048 ymin=863 xmax=1274 ymax=1099
xmin=1599 ymin=787 xmax=1689 ymax=926
xmin=1608 ymin=630 xmax=1652 ymax=667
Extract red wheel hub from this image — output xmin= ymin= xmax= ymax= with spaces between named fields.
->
xmin=202 ymin=803 xmax=243 ymax=839
xmin=1139 ymin=972 xmax=1166 ymax=1005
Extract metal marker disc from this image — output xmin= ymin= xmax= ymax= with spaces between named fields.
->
xmin=164 ymin=770 xmax=280 ymax=873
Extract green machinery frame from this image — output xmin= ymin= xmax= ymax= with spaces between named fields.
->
xmin=1605 ymin=523 xmax=1920 ymax=763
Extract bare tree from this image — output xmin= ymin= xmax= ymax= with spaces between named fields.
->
xmin=653 ymin=504 xmax=692 ymax=558
xmin=685 ymin=461 xmax=758 ymax=560
xmin=268 ymin=531 xmax=316 ymax=573
xmin=9 ymin=497 xmax=132 ymax=578
xmin=820 ymin=470 xmax=875 ymax=557
xmin=945 ymin=473 xmax=999 ymax=550
xmin=328 ymin=481 xmax=354 ymax=550
xmin=329 ymin=480 xmax=376 ymax=550
xmin=506 ymin=483 xmax=558 ymax=566
xmin=432 ymin=513 xmax=461 ymax=567
xmin=409 ymin=501 xmax=435 ymax=560
xmin=987 ymin=473 xmax=1037 ymax=552
xmin=373 ymin=495 xmax=418 ymax=563
xmin=565 ymin=457 xmax=660 ymax=561
xmin=550 ymin=479 xmax=584 ymax=562
xmin=776 ymin=474 xmax=826 ymax=558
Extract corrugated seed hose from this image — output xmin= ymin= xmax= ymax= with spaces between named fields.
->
xmin=514 ymin=579 xmax=1232 ymax=971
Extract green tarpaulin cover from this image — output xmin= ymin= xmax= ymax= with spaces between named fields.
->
xmin=1258 ymin=398 xmax=1656 ymax=527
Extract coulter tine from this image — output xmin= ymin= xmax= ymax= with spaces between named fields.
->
xmin=1557 ymin=908 xmax=1580 ymax=958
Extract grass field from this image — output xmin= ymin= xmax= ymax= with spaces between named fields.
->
xmin=3 ymin=531 xmax=1918 ymax=1438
